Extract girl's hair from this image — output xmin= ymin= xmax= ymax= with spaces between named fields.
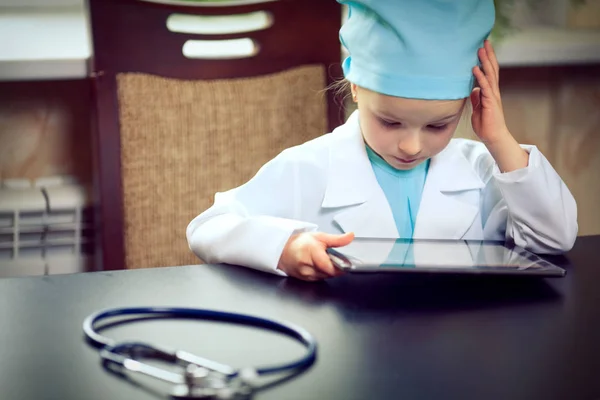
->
xmin=326 ymin=78 xmax=352 ymax=107
xmin=324 ymin=78 xmax=354 ymax=121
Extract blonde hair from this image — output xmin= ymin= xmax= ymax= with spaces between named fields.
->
xmin=323 ymin=78 xmax=354 ymax=120
xmin=327 ymin=78 xmax=352 ymax=98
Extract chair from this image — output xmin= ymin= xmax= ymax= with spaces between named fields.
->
xmin=89 ymin=0 xmax=344 ymax=270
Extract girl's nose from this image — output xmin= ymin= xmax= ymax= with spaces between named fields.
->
xmin=397 ymin=133 xmax=422 ymax=158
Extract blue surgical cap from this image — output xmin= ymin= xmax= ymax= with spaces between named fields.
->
xmin=338 ymin=0 xmax=495 ymax=100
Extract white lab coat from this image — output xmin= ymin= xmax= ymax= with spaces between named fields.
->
xmin=187 ymin=111 xmax=578 ymax=275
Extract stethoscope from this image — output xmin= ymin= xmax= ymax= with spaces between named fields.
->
xmin=83 ymin=307 xmax=318 ymax=399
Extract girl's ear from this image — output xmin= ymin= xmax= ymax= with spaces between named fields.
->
xmin=351 ymin=83 xmax=358 ymax=103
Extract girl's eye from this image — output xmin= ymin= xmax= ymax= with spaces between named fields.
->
xmin=428 ymin=124 xmax=448 ymax=131
xmin=379 ymin=118 xmax=400 ymax=128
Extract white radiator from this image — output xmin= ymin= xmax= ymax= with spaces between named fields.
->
xmin=0 ymin=176 xmax=93 ymax=278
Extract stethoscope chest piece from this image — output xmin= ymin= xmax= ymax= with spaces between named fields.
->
xmin=171 ymin=365 xmax=254 ymax=399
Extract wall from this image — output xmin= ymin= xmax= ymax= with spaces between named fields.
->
xmin=0 ymin=80 xmax=92 ymax=184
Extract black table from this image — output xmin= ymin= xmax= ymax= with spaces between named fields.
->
xmin=1 ymin=236 xmax=599 ymax=400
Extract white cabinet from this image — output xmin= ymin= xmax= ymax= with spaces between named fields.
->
xmin=0 ymin=177 xmax=92 ymax=277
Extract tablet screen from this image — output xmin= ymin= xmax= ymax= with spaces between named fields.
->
xmin=326 ymin=238 xmax=565 ymax=276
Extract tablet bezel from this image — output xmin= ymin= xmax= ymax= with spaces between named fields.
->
xmin=326 ymin=238 xmax=566 ymax=277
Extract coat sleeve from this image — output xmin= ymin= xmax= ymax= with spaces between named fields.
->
xmin=186 ymin=149 xmax=318 ymax=274
xmin=481 ymin=146 xmax=578 ymax=254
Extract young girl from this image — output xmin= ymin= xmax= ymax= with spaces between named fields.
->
xmin=187 ymin=0 xmax=578 ymax=281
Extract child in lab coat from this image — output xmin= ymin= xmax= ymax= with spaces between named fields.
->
xmin=187 ymin=0 xmax=578 ymax=281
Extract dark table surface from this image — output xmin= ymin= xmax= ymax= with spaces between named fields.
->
xmin=1 ymin=236 xmax=599 ymax=400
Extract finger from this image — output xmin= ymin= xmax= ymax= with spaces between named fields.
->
xmin=295 ymin=273 xmax=327 ymax=282
xmin=293 ymin=265 xmax=326 ymax=281
xmin=478 ymin=46 xmax=497 ymax=87
xmin=478 ymin=47 xmax=498 ymax=96
xmin=484 ymin=39 xmax=500 ymax=81
xmin=311 ymin=247 xmax=338 ymax=276
xmin=334 ymin=232 xmax=355 ymax=247
xmin=313 ymin=232 xmax=355 ymax=248
xmin=470 ymin=87 xmax=481 ymax=109
xmin=306 ymin=272 xmax=329 ymax=282
xmin=472 ymin=66 xmax=494 ymax=103
xmin=320 ymin=247 xmax=349 ymax=277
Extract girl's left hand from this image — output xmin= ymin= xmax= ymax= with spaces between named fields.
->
xmin=470 ymin=40 xmax=529 ymax=172
xmin=470 ymin=39 xmax=510 ymax=145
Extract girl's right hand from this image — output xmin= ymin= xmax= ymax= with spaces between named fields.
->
xmin=277 ymin=232 xmax=355 ymax=281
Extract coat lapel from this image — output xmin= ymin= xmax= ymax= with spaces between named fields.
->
xmin=321 ymin=112 xmax=399 ymax=238
xmin=413 ymin=141 xmax=485 ymax=239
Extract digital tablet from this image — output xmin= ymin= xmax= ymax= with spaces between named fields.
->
xmin=326 ymin=238 xmax=566 ymax=277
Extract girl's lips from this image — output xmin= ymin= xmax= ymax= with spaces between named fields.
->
xmin=394 ymin=157 xmax=418 ymax=164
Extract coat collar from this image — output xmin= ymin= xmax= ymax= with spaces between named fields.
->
xmin=321 ymin=111 xmax=377 ymax=209
xmin=321 ymin=110 xmax=486 ymax=239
